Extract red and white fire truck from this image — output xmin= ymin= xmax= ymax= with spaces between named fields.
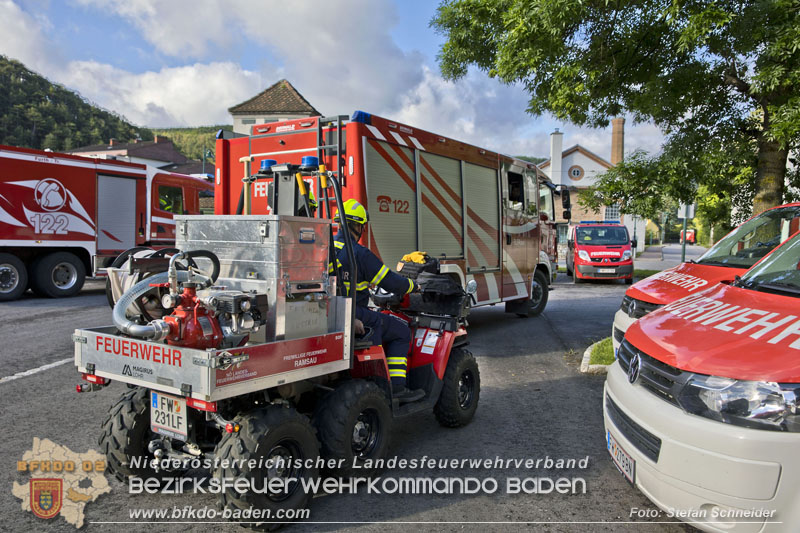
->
xmin=214 ymin=111 xmax=570 ymax=317
xmin=0 ymin=144 xmax=213 ymax=301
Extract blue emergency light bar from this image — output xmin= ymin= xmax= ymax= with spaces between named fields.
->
xmin=351 ymin=110 xmax=372 ymax=124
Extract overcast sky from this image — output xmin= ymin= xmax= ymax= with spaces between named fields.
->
xmin=3 ymin=0 xmax=664 ymax=160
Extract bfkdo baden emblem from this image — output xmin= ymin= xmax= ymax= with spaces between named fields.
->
xmin=30 ymin=478 xmax=63 ymax=519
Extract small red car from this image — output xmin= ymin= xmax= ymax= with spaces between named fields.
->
xmin=566 ymin=221 xmax=634 ymax=284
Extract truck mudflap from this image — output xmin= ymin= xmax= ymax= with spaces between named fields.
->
xmin=73 ymin=326 xmax=350 ymax=402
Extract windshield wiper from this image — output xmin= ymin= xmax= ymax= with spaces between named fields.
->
xmin=755 ymin=282 xmax=800 ymax=297
xmin=696 ymin=259 xmax=738 ymax=268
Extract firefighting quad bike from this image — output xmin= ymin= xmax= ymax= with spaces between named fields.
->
xmin=72 ymin=163 xmax=480 ymax=530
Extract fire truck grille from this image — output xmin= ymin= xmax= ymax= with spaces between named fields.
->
xmin=619 ymin=295 xmax=662 ymax=319
xmin=606 ymin=394 xmax=662 ymax=463
xmin=616 ymin=340 xmax=687 ymax=408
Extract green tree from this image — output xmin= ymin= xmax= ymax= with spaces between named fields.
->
xmin=433 ymin=0 xmax=800 ymax=215
xmin=0 ymin=55 xmax=152 ymax=151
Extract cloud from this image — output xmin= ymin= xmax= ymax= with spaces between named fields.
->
xmin=0 ymin=0 xmax=59 ymax=72
xmin=60 ymin=61 xmax=262 ymax=126
xmin=1 ymin=0 xmax=666 ymax=155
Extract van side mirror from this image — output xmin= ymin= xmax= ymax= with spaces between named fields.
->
xmin=563 ymin=209 xmax=572 ymax=221
xmin=631 ymin=239 xmax=638 ymax=249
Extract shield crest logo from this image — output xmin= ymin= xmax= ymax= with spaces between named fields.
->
xmin=30 ymin=478 xmax=62 ymax=519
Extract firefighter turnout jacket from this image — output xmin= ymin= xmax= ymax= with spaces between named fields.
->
xmin=331 ymin=235 xmax=416 ymax=306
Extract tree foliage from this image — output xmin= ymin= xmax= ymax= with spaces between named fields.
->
xmin=433 ymin=0 xmax=800 ymax=215
xmin=150 ymin=126 xmax=229 ymax=161
xmin=0 ymin=56 xmax=152 ymax=150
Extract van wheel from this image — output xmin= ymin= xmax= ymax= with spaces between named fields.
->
xmin=0 ymin=253 xmax=28 ymax=301
xmin=625 ymin=277 xmax=633 ymax=285
xmin=30 ymin=252 xmax=85 ymax=298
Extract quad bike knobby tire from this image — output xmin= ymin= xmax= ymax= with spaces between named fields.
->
xmin=434 ymin=347 xmax=480 ymax=427
xmin=99 ymin=387 xmax=169 ymax=482
xmin=213 ymin=405 xmax=319 ymax=531
xmin=313 ymin=379 xmax=391 ymax=477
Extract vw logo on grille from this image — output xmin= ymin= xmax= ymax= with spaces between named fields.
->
xmin=628 ymin=353 xmax=642 ymax=384
xmin=628 ymin=299 xmax=637 ymax=317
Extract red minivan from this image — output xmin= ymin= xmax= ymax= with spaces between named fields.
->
xmin=613 ymin=203 xmax=800 ymax=351
xmin=566 ymin=221 xmax=634 ymax=284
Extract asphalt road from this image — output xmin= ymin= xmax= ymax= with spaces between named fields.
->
xmin=1 ymin=277 xmax=693 ymax=532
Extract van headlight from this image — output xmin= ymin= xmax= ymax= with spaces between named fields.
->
xmin=622 ymin=250 xmax=632 ymax=260
xmin=677 ymin=375 xmax=800 ymax=432
xmin=578 ymin=250 xmax=590 ymax=261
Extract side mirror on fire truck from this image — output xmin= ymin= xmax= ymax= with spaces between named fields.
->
xmin=560 ymin=187 xmax=571 ymax=209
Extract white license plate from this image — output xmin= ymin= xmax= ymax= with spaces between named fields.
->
xmin=598 ymin=268 xmax=616 ymax=274
xmin=607 ymin=430 xmax=635 ymax=484
xmin=150 ymin=391 xmax=187 ymax=440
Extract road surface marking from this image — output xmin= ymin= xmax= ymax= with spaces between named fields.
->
xmin=0 ymin=358 xmax=71 ymax=384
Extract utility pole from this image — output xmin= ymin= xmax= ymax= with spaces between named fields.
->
xmin=681 ymin=216 xmax=688 ymax=263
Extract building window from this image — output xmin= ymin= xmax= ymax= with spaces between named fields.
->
xmin=557 ymin=224 xmax=569 ymax=244
xmin=568 ymin=165 xmax=584 ymax=181
xmin=605 ymin=204 xmax=620 ymax=221
xmin=242 ymin=119 xmax=256 ymax=125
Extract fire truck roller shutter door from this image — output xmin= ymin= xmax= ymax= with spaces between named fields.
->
xmin=463 ymin=163 xmax=500 ymax=270
xmin=364 ymin=139 xmax=417 ymax=264
xmin=418 ymin=152 xmax=463 ymax=258
xmin=97 ymin=176 xmax=137 ymax=251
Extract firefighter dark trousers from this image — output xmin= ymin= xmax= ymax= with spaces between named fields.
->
xmin=356 ymin=306 xmax=411 ymax=388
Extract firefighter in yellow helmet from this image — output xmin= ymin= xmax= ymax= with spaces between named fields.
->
xmin=332 ymin=199 xmax=423 ymax=403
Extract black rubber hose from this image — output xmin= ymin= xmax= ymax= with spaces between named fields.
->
xmin=185 ymin=249 xmax=221 ymax=284
xmin=236 ymin=187 xmax=244 ymax=215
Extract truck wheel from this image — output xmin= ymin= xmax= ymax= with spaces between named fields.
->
xmin=0 ymin=253 xmax=28 ymax=301
xmin=313 ymin=380 xmax=391 ymax=477
xmin=31 ymin=252 xmax=85 ymax=298
xmin=434 ymin=347 xmax=480 ymax=428
xmin=214 ymin=405 xmax=319 ymax=531
xmin=527 ymin=269 xmax=549 ymax=317
xmin=99 ymin=388 xmax=165 ymax=482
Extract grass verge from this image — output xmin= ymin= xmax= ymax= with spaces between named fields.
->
xmin=590 ymin=337 xmax=615 ymax=365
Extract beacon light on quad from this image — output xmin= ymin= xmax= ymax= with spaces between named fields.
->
xmin=72 ymin=135 xmax=481 ymax=529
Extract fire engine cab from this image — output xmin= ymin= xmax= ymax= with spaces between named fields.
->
xmin=0 ymin=145 xmax=212 ymax=301
xmin=566 ymin=221 xmax=634 ymax=284
xmin=605 ymin=229 xmax=800 ymax=532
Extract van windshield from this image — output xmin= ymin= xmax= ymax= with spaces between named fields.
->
xmin=696 ymin=206 xmax=800 ymax=268
xmin=575 ymin=226 xmax=629 ymax=245
xmin=739 ymin=232 xmax=800 ymax=296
